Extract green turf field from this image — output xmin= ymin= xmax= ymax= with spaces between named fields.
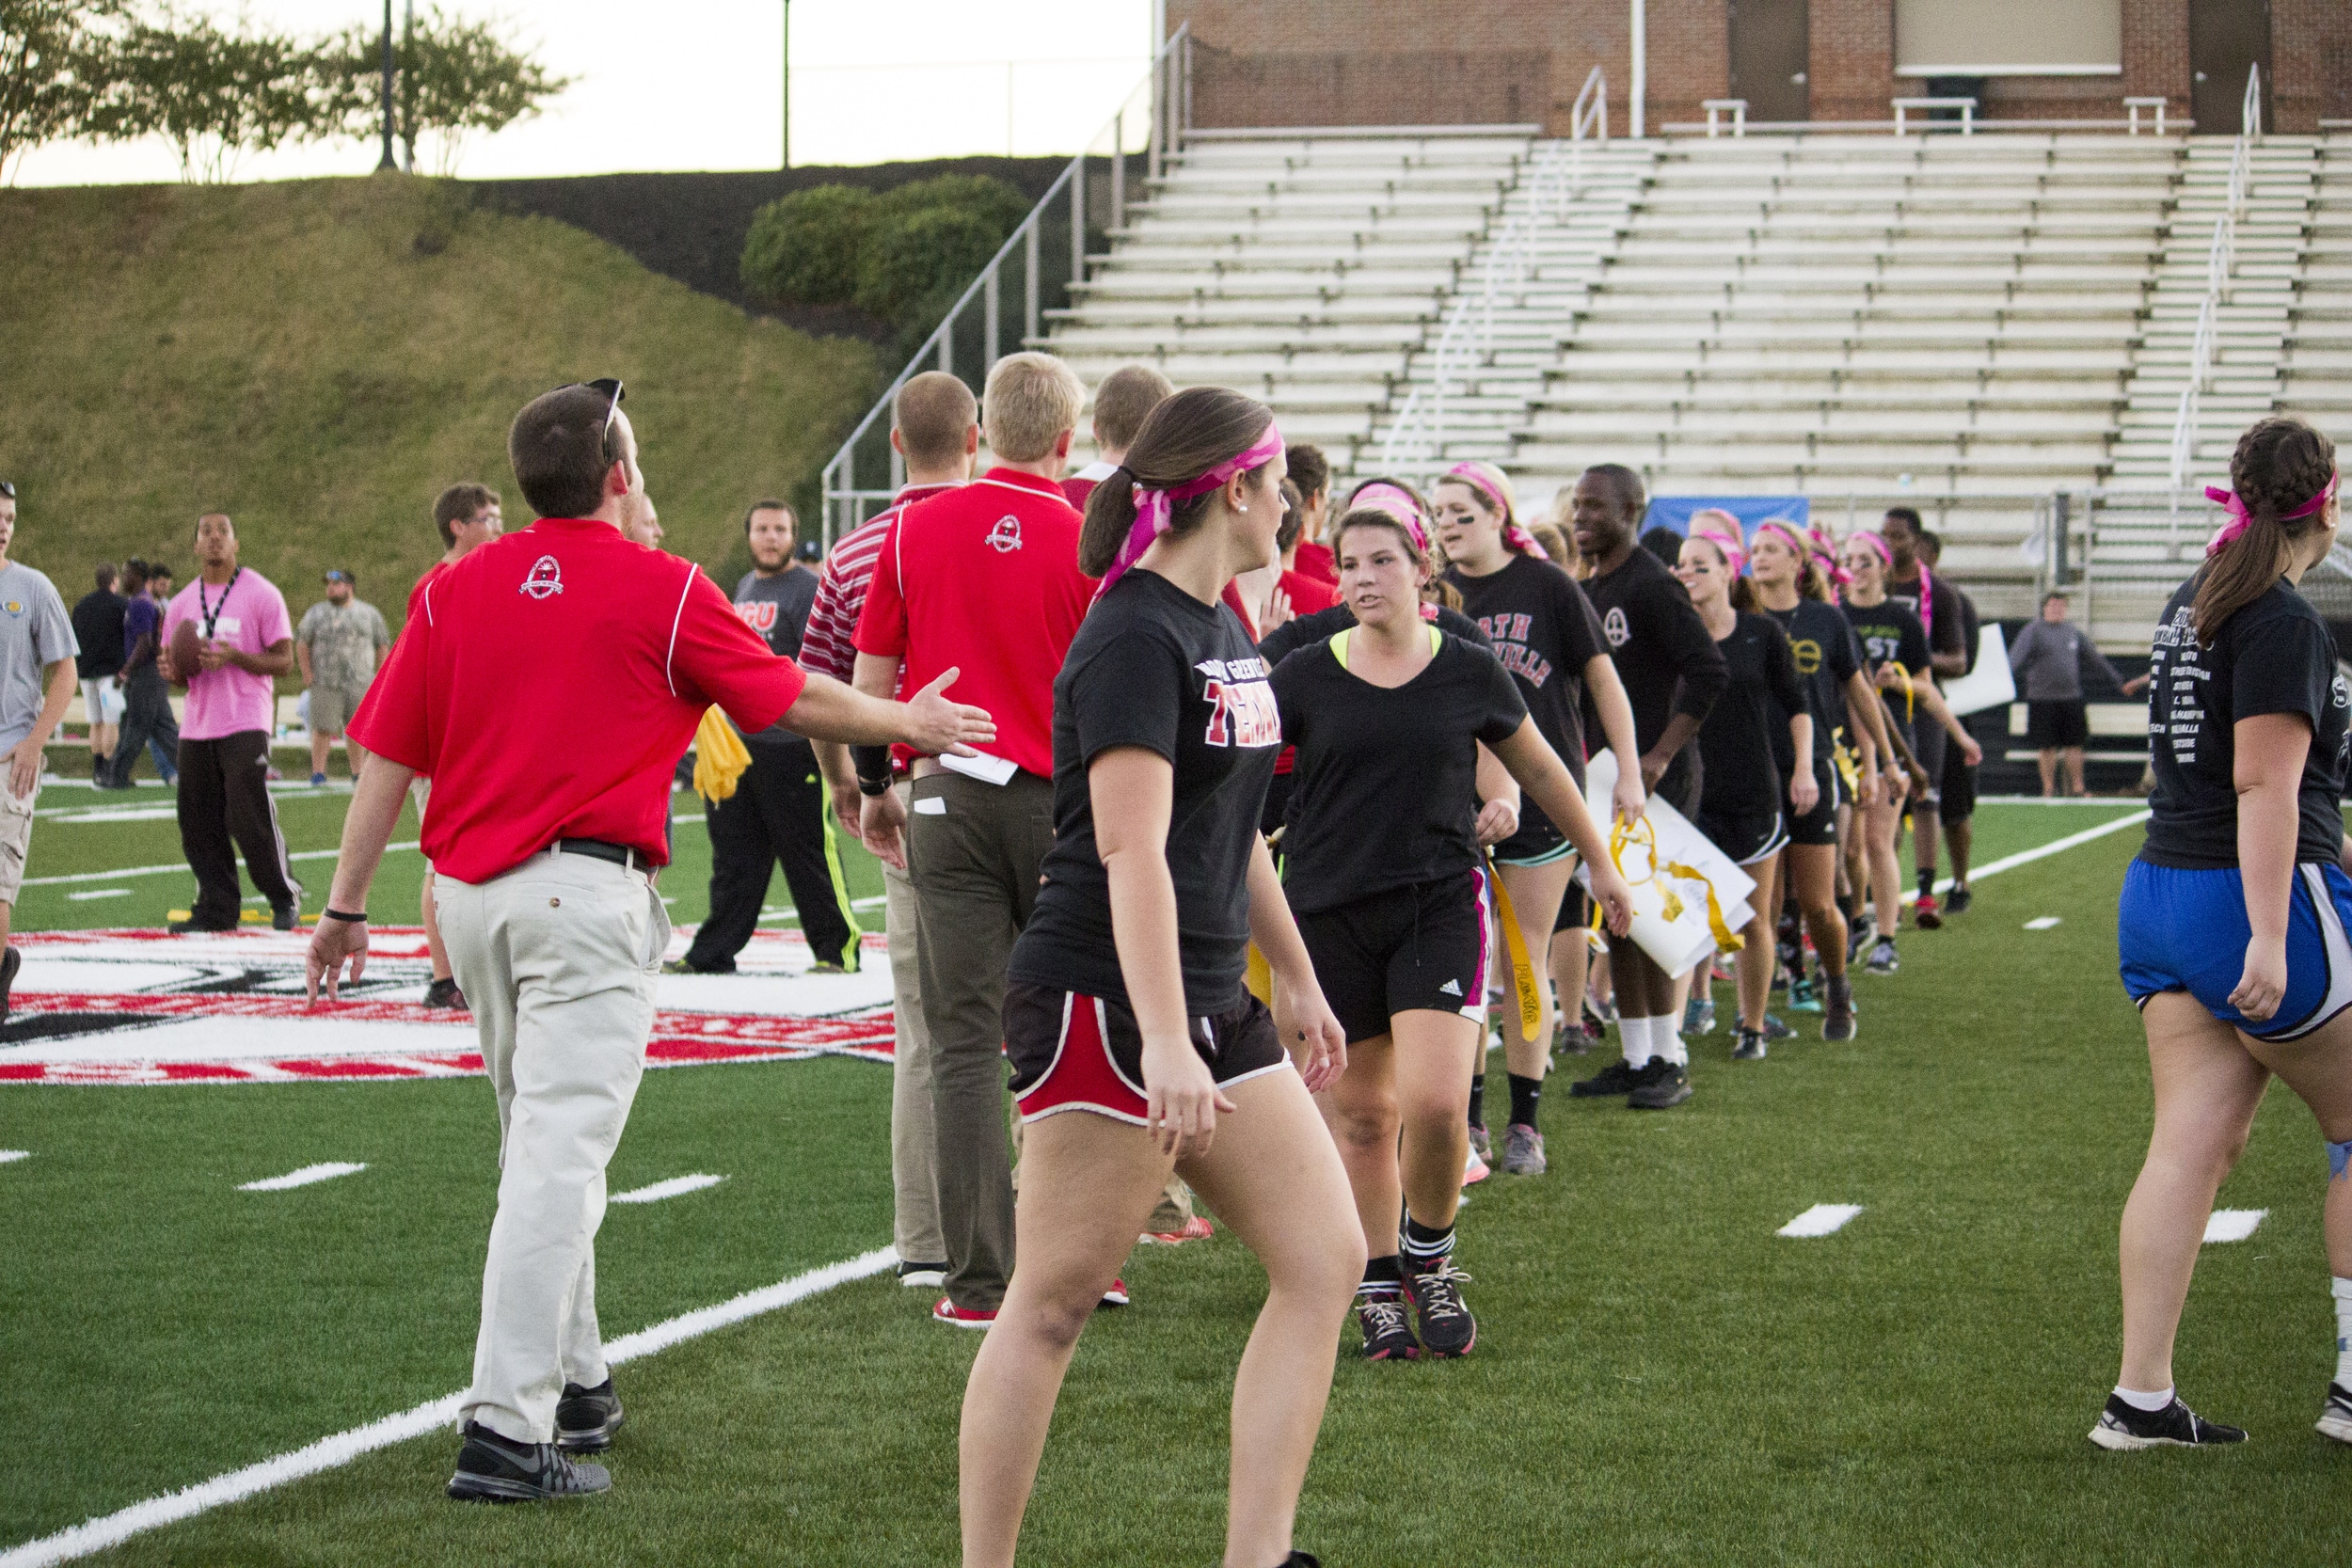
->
xmin=9 ymin=799 xmax=2350 ymax=1566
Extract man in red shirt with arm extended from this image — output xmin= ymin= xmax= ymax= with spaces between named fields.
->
xmin=853 ymin=351 xmax=1094 ymax=1327
xmin=307 ymin=380 xmax=992 ymax=1504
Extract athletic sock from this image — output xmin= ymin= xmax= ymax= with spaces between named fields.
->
xmin=1507 ymin=1071 xmax=1542 ymax=1129
xmin=1467 ymin=1071 xmax=1486 ymax=1130
xmin=2333 ymin=1278 xmax=2352 ymax=1386
xmin=1620 ymin=1014 xmax=1654 ymax=1069
xmin=1401 ymin=1214 xmax=1455 ymax=1265
xmin=2113 ymin=1385 xmax=2175 ymax=1414
xmin=1360 ymin=1254 xmax=1403 ymax=1300
xmin=1916 ymin=866 xmax=1936 ymax=901
xmin=1655 ymin=1020 xmax=1689 ymax=1068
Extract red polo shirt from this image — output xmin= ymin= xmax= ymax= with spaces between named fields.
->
xmin=853 ymin=467 xmax=1092 ymax=779
xmin=1294 ymin=538 xmax=1337 ymax=586
xmin=1279 ymin=568 xmax=1341 ymax=617
xmin=350 ymin=518 xmax=805 ymax=883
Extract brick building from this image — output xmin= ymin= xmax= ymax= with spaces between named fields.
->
xmin=1167 ymin=0 xmax=2351 ymax=136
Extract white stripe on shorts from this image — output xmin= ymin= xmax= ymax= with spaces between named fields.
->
xmin=2265 ymin=864 xmax=2352 ymax=1041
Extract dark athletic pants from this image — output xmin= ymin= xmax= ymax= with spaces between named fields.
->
xmin=109 ymin=667 xmax=180 ymax=784
xmin=177 ymin=730 xmax=299 ymax=926
xmin=683 ymin=742 xmax=860 ymax=971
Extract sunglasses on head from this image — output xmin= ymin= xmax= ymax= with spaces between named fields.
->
xmin=0 ymin=481 xmax=15 ymax=499
xmin=553 ymin=378 xmax=626 ymax=464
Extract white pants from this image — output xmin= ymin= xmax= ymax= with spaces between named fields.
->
xmin=436 ymin=847 xmax=671 ymax=1444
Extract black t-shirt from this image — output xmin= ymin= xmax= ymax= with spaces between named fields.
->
xmin=72 ymin=590 xmax=127 ymax=678
xmin=1698 ymin=612 xmax=1806 ymax=817
xmin=1270 ymin=629 xmax=1528 ymax=914
xmin=1010 ymin=570 xmax=1282 ymax=1013
xmin=1765 ymin=598 xmax=1862 ymax=764
xmin=1444 ymin=553 xmax=1608 ymax=776
xmin=1582 ymin=546 xmax=1728 ymax=755
xmin=2140 ymin=577 xmax=2350 ymax=870
xmin=1258 ymin=601 xmax=1489 ymax=666
xmin=1842 ymin=597 xmax=1931 ymax=748
xmin=1886 ymin=568 xmax=1967 ymax=663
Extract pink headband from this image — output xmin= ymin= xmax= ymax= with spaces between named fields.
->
xmin=1348 ymin=483 xmax=1430 ymax=553
xmin=1804 ymin=525 xmax=1851 ymax=587
xmin=2203 ymin=470 xmax=2340 ymax=557
xmin=1692 ymin=529 xmax=1746 ymax=577
xmin=1753 ymin=520 xmax=1811 ymax=571
xmin=1442 ymin=464 xmax=1547 ymax=561
xmin=1096 ymin=421 xmax=1285 ymax=597
xmin=1851 ymin=531 xmax=1893 ymax=569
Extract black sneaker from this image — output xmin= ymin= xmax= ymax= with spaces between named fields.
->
xmin=1731 ymin=1027 xmax=1767 ymax=1061
xmin=1279 ymin=1555 xmax=1322 ymax=1566
xmin=422 ymin=976 xmax=469 ymax=1010
xmin=1628 ymin=1058 xmax=1692 ymax=1110
xmin=2087 ymin=1393 xmax=2246 ymax=1450
xmin=1944 ymin=885 xmax=1973 ymax=915
xmin=1570 ymin=1057 xmax=1645 ymax=1098
xmin=2317 ymin=1382 xmax=2352 ymax=1445
xmin=0 ymin=944 xmax=18 ymax=1026
xmin=1400 ymin=1256 xmax=1476 ymax=1358
xmin=1357 ymin=1293 xmax=1417 ymax=1361
xmin=271 ymin=903 xmax=299 ymax=932
xmin=447 ymin=1420 xmax=612 ymax=1500
xmin=554 ymin=1378 xmax=625 ymax=1453
xmin=1763 ymin=1012 xmax=1795 ymax=1040
xmin=1822 ymin=977 xmax=1857 ymax=1042
xmin=167 ymin=916 xmax=235 ymax=935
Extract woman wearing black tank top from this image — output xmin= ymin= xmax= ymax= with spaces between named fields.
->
xmin=967 ymin=388 xmax=1359 ymax=1568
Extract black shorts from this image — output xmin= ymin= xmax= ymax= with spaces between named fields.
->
xmin=1938 ymin=732 xmax=1978 ymax=821
xmin=1696 ymin=804 xmax=1788 ymax=866
xmin=1003 ymin=983 xmax=1292 ymax=1126
xmin=2027 ymin=699 xmax=2090 ymax=749
xmin=1494 ymin=796 xmax=1571 ymax=866
xmin=1295 ymin=870 xmax=1493 ymax=1044
xmin=1555 ymin=882 xmax=1587 ymax=935
xmin=1787 ymin=753 xmax=1841 ymax=847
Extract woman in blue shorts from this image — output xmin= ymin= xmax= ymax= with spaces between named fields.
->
xmin=2103 ymin=416 xmax=2352 ymax=1451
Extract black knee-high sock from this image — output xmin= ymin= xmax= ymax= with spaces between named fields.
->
xmin=1506 ymin=1071 xmax=1541 ymax=1130
xmin=1467 ymin=1070 xmax=1485 ymax=1129
xmin=1916 ymin=865 xmax=1936 ymax=901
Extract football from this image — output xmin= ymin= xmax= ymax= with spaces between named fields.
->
xmin=167 ymin=618 xmax=203 ymax=686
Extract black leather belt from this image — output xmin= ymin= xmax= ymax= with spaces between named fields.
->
xmin=551 ymin=838 xmax=642 ymax=870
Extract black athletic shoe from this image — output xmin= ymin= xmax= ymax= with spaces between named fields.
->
xmin=1762 ymin=1012 xmax=1795 ymax=1040
xmin=422 ymin=976 xmax=468 ymax=1011
xmin=2088 ymin=1393 xmax=2246 ymax=1450
xmin=1628 ymin=1058 xmax=1692 ymax=1110
xmin=271 ymin=903 xmax=299 ymax=932
xmin=1279 ymin=1555 xmax=1322 ymax=1566
xmin=1570 ymin=1057 xmax=1645 ymax=1098
xmin=167 ymin=916 xmax=235 ymax=935
xmin=1400 ymin=1256 xmax=1476 ymax=1358
xmin=1822 ymin=979 xmax=1857 ymax=1042
xmin=1944 ymin=885 xmax=1973 ymax=915
xmin=1731 ymin=1027 xmax=1767 ymax=1061
xmin=1357 ymin=1293 xmax=1417 ymax=1361
xmin=2317 ymin=1383 xmax=2352 ymax=1445
xmin=447 ymin=1420 xmax=612 ymax=1500
xmin=554 ymin=1378 xmax=625 ymax=1453
xmin=0 ymin=944 xmax=19 ymax=1026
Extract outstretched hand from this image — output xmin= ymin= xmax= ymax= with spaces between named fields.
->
xmin=902 ymin=667 xmax=995 ymax=757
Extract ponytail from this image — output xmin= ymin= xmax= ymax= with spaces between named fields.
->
xmin=2191 ymin=416 xmax=2340 ymax=645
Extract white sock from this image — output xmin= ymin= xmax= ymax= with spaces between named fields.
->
xmin=2113 ymin=1385 xmax=2175 ymax=1413
xmin=2332 ymin=1277 xmax=2352 ymax=1387
xmin=1620 ymin=1015 xmax=1654 ymax=1069
xmin=1656 ymin=1019 xmax=1689 ymax=1067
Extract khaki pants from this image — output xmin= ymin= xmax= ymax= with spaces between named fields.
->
xmin=436 ymin=847 xmax=670 ymax=1445
xmin=885 ymin=782 xmax=943 ymax=1265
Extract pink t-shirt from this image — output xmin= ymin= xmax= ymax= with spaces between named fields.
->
xmin=163 ymin=570 xmax=293 ymax=740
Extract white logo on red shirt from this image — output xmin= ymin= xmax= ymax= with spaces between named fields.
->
xmin=519 ymin=556 xmax=564 ymax=600
xmin=986 ymin=515 xmax=1023 ymax=553
xmin=738 ymin=601 xmax=778 ymax=635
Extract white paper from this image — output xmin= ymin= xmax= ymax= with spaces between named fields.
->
xmin=1579 ymin=752 xmax=1757 ymax=975
xmin=935 ymin=750 xmax=1019 ymax=786
xmin=1939 ymin=624 xmax=2016 ymax=717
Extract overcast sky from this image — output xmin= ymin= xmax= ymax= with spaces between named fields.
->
xmin=14 ymin=0 xmax=1157 ymax=185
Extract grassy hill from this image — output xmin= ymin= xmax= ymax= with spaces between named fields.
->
xmin=0 ymin=176 xmax=879 ymax=626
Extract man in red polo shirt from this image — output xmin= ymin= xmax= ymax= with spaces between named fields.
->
xmin=1060 ymin=362 xmax=1172 ymax=512
xmin=306 ymin=380 xmax=991 ymax=1503
xmin=853 ymin=350 xmax=1093 ymax=1327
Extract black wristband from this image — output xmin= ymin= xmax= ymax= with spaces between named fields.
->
xmin=850 ymin=743 xmax=893 ymax=794
xmin=858 ymin=776 xmax=891 ymax=797
xmin=323 ymin=908 xmax=367 ymax=923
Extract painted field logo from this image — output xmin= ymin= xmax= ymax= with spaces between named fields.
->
xmin=0 ymin=927 xmax=895 ymax=1086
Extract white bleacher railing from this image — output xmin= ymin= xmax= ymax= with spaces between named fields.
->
xmin=1375 ymin=69 xmax=1606 ymax=476
xmin=2168 ymin=63 xmax=2262 ymax=492
xmin=817 ymin=26 xmax=1191 ymax=544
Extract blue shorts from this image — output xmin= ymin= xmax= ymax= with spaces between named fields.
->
xmin=2118 ymin=858 xmax=2352 ymax=1041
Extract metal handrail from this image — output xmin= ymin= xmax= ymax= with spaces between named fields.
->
xmin=2166 ymin=61 xmax=2259 ymax=492
xmin=816 ymin=25 xmax=1191 ymax=544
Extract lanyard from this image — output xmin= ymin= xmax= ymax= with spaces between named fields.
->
xmin=198 ymin=568 xmax=241 ymax=640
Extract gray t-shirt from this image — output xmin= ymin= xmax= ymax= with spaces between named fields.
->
xmin=2008 ymin=619 xmax=2122 ymax=702
xmin=0 ymin=562 xmax=78 ymax=754
xmin=296 ymin=598 xmax=391 ymax=689
xmin=731 ymin=566 xmax=818 ymax=752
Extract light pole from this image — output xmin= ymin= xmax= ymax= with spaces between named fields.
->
xmin=375 ymin=0 xmax=396 ymax=170
xmin=780 ymin=0 xmax=791 ymax=169
xmin=1629 ymin=0 xmax=1645 ymax=138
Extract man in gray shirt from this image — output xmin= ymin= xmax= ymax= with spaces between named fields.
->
xmin=669 ymin=499 xmax=861 ymax=974
xmin=0 ymin=482 xmax=82 ymax=1022
xmin=2009 ymin=592 xmax=2148 ymax=797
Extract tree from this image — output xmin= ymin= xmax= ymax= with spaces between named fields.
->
xmin=741 ymin=183 xmax=872 ymax=308
xmin=0 ymin=0 xmax=127 ymax=185
xmin=90 ymin=8 xmax=321 ymax=182
xmin=318 ymin=6 xmax=571 ymax=178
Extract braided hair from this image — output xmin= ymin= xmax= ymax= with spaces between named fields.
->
xmin=2193 ymin=416 xmax=2339 ymax=644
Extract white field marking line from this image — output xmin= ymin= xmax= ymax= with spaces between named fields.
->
xmin=236 ymin=1163 xmax=366 ymax=1193
xmin=611 ymin=1172 xmax=726 ymax=1205
xmin=1777 ymin=1203 xmax=1865 ymax=1238
xmin=1934 ymin=808 xmax=2152 ymax=896
xmin=63 ymin=889 xmax=131 ymax=901
xmin=1976 ymin=795 xmax=2155 ymax=806
xmin=0 ymin=1149 xmax=27 ymax=1164
xmin=2024 ymin=916 xmax=2062 ymax=930
xmin=0 ymin=1246 xmax=896 ymax=1568
xmin=2203 ymin=1209 xmax=2267 ymax=1243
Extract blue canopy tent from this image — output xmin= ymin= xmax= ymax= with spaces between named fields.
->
xmin=1639 ymin=496 xmax=1812 ymax=539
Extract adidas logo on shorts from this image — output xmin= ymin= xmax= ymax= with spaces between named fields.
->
xmin=1438 ymin=979 xmax=1462 ymax=997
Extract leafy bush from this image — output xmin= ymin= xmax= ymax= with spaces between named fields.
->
xmin=739 ymin=182 xmax=871 ymax=307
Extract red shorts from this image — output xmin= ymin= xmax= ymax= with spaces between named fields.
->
xmin=1002 ymin=983 xmax=1292 ymax=1126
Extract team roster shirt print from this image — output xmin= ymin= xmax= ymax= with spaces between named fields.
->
xmin=1010 ymin=569 xmax=1282 ymax=1015
xmin=1445 ymin=552 xmax=1608 ymax=785
xmin=2140 ymin=577 xmax=2351 ymax=870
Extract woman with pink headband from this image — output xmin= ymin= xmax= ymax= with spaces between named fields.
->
xmin=2103 ymin=416 xmax=2352 ymax=1452
xmin=975 ymin=386 xmax=1358 ymax=1568
xmin=1674 ymin=528 xmax=1813 ymax=1063
xmin=1271 ymin=491 xmax=1633 ymax=1362
xmin=1434 ymin=460 xmax=1643 ymax=1177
